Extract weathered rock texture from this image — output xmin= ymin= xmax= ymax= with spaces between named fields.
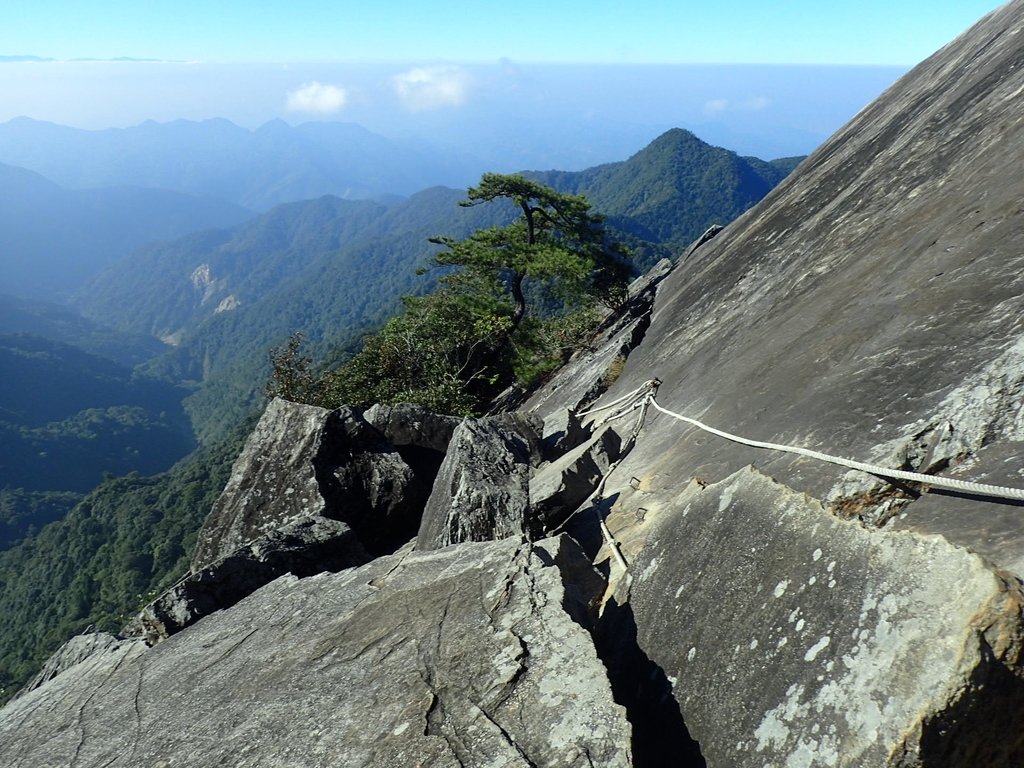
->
xmin=602 ymin=0 xmax=1024 ymax=570
xmin=364 ymin=402 xmax=461 ymax=454
xmin=529 ymin=426 xmax=622 ymax=536
xmin=539 ymin=407 xmax=591 ymax=459
xmin=0 ymin=535 xmax=632 ymax=768
xmin=416 ymin=413 xmax=542 ymax=550
xmin=123 ymin=515 xmax=368 ymax=644
xmin=630 ymin=467 xmax=1024 ymax=767
xmin=191 ymin=397 xmax=332 ymax=568
xmin=16 ymin=631 xmax=147 ymax=698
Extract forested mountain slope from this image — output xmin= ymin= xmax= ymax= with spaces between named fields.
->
xmin=532 ymin=127 xmax=799 ymax=249
xmin=0 ymin=334 xmax=194 ymax=495
xmin=0 ymin=294 xmax=164 ymax=367
xmin=76 ymin=129 xmax=799 ymax=441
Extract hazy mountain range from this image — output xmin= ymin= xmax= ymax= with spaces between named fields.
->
xmin=69 ymin=127 xmax=799 ymax=441
xmin=0 ymin=117 xmax=480 ymax=211
xmin=1 ymin=123 xmax=801 ymax=460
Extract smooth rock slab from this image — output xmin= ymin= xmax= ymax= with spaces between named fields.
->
xmin=629 ymin=466 xmax=1024 ymax=767
xmin=16 ymin=632 xmax=146 ymax=698
xmin=0 ymin=535 xmax=631 ymax=768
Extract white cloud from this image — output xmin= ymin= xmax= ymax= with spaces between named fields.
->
xmin=704 ymin=98 xmax=729 ymax=115
xmin=392 ymin=66 xmax=470 ymax=111
xmin=704 ymin=96 xmax=771 ymax=115
xmin=286 ymin=81 xmax=348 ymax=115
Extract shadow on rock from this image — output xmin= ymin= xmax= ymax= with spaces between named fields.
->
xmin=596 ymin=593 xmax=706 ymax=768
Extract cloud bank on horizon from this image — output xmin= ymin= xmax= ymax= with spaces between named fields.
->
xmin=392 ymin=66 xmax=471 ymax=111
xmin=0 ymin=58 xmax=913 ymax=162
xmin=286 ymin=81 xmax=348 ymax=115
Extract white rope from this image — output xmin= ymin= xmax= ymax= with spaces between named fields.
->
xmin=648 ymin=398 xmax=1024 ymax=502
xmin=575 ymin=381 xmax=656 ymax=418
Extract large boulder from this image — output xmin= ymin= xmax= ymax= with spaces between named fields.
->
xmin=363 ymin=402 xmax=461 ymax=454
xmin=0 ymin=535 xmax=632 ymax=768
xmin=416 ymin=413 xmax=542 ymax=550
xmin=192 ymin=399 xmax=432 ymax=567
xmin=316 ymin=406 xmax=427 ymax=554
xmin=191 ymin=397 xmax=332 ymax=568
xmin=529 ymin=425 xmax=622 ymax=537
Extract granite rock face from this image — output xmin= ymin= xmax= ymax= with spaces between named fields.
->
xmin=529 ymin=426 xmax=622 ymax=537
xmin=16 ymin=631 xmax=147 ymax=699
xmin=363 ymin=402 xmax=461 ymax=454
xmin=630 ymin=467 xmax=1024 ymax=767
xmin=0 ymin=535 xmax=632 ymax=768
xmin=603 ymin=0 xmax=1024 ymax=570
xmin=539 ymin=407 xmax=591 ymax=460
xmin=416 ymin=413 xmax=542 ymax=550
xmin=316 ymin=405 xmax=428 ymax=554
xmin=536 ymin=3 xmax=1024 ymax=764
xmin=191 ymin=397 xmax=332 ymax=569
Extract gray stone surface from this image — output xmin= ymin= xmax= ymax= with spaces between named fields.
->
xmin=192 ymin=397 xmax=331 ymax=569
xmin=416 ymin=413 xmax=542 ymax=550
xmin=123 ymin=515 xmax=368 ymax=644
xmin=193 ymin=399 xmax=432 ymax=566
xmin=592 ymin=1 xmax=1024 ymax=572
xmin=529 ymin=426 xmax=622 ymax=537
xmin=630 ymin=467 xmax=1024 ymax=767
xmin=0 ymin=535 xmax=632 ymax=768
xmin=318 ymin=405 xmax=425 ymax=553
xmin=540 ymin=407 xmax=591 ymax=459
xmin=562 ymin=7 xmax=1024 ymax=762
xmin=363 ymin=402 xmax=461 ymax=453
xmin=17 ymin=632 xmax=146 ymax=698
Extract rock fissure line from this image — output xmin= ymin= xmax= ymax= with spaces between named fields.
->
xmin=195 ymin=626 xmax=260 ymax=675
xmin=473 ymin=700 xmax=539 ymax=768
xmin=126 ymin=661 xmax=144 ymax=766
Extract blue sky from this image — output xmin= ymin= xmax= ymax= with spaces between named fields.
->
xmin=3 ymin=1 xmax=1005 ymax=65
xmin=0 ymin=2 xmax=1008 ymax=163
